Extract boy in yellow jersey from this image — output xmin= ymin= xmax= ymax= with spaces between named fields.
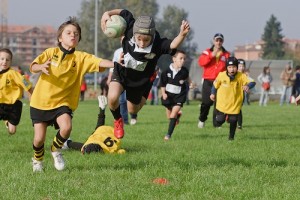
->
xmin=30 ymin=17 xmax=114 ymax=172
xmin=210 ymin=57 xmax=255 ymax=140
xmin=64 ymin=96 xmax=125 ymax=154
xmin=0 ymin=48 xmax=33 ymax=134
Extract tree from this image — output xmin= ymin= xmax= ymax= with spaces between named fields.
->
xmin=261 ymin=14 xmax=285 ymax=59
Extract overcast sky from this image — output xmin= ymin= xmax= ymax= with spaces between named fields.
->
xmin=7 ymin=0 xmax=300 ymax=53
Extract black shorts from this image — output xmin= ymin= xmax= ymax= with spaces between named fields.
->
xmin=0 ymin=100 xmax=23 ymax=126
xmin=30 ymin=106 xmax=73 ymax=129
xmin=111 ymin=64 xmax=153 ymax=105
xmin=161 ymin=97 xmax=184 ymax=109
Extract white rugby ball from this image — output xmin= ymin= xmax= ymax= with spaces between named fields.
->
xmin=104 ymin=15 xmax=127 ymax=38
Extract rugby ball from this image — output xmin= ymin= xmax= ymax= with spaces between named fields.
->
xmin=104 ymin=15 xmax=127 ymax=38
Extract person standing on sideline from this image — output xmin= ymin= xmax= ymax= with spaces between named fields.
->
xmin=101 ymin=9 xmax=190 ymax=139
xmin=257 ymin=66 xmax=273 ymax=106
xmin=210 ymin=57 xmax=256 ymax=140
xmin=29 ymin=17 xmax=114 ymax=172
xmin=292 ymin=65 xmax=300 ymax=98
xmin=198 ymin=33 xmax=230 ymax=128
xmin=150 ymin=67 xmax=160 ymax=105
xmin=0 ymin=48 xmax=33 ymax=134
xmin=279 ymin=64 xmax=294 ymax=105
xmin=160 ymin=50 xmax=189 ymax=140
xmin=80 ymin=78 xmax=87 ymax=101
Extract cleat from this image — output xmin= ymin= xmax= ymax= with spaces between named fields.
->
xmin=114 ymin=118 xmax=125 ymax=139
xmin=198 ymin=120 xmax=205 ymax=128
xmin=51 ymin=151 xmax=65 ymax=171
xmin=32 ymin=158 xmax=43 ymax=172
xmin=164 ymin=134 xmax=171 ymax=141
xmin=130 ymin=118 xmax=137 ymax=125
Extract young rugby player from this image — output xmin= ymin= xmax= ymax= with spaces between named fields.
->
xmin=0 ymin=48 xmax=33 ymax=134
xmin=210 ymin=57 xmax=256 ymax=140
xmin=30 ymin=17 xmax=114 ymax=172
xmin=64 ymin=96 xmax=125 ymax=154
xmin=160 ymin=50 xmax=189 ymax=140
xmin=101 ymin=9 xmax=190 ymax=139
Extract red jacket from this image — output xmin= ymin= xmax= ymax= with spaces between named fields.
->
xmin=198 ymin=46 xmax=230 ymax=80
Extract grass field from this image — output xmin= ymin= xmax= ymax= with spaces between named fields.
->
xmin=1 ymin=99 xmax=300 ymax=200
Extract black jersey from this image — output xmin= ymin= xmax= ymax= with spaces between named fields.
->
xmin=160 ymin=65 xmax=189 ymax=104
xmin=117 ymin=10 xmax=176 ymax=87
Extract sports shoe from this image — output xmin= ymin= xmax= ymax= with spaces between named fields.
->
xmin=198 ymin=120 xmax=205 ymax=128
xmin=98 ymin=95 xmax=107 ymax=110
xmin=130 ymin=118 xmax=137 ymax=125
xmin=114 ymin=118 xmax=125 ymax=139
xmin=32 ymin=158 xmax=43 ymax=172
xmin=176 ymin=111 xmax=182 ymax=125
xmin=51 ymin=151 xmax=65 ymax=171
xmin=61 ymin=138 xmax=72 ymax=150
xmin=237 ymin=126 xmax=242 ymax=130
xmin=164 ymin=134 xmax=171 ymax=141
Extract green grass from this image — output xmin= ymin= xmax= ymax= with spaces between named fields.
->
xmin=0 ymin=100 xmax=300 ymax=200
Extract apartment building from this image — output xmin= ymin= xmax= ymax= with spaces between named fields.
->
xmin=0 ymin=25 xmax=56 ymax=66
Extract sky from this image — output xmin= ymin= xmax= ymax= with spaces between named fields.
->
xmin=7 ymin=0 xmax=300 ymax=53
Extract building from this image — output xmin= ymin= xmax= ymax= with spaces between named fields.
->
xmin=234 ymin=38 xmax=300 ymax=60
xmin=0 ymin=25 xmax=56 ymax=67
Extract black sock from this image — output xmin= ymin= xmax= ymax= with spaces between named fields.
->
xmin=110 ymin=106 xmax=122 ymax=120
xmin=167 ymin=118 xmax=177 ymax=136
xmin=130 ymin=113 xmax=138 ymax=119
xmin=229 ymin=122 xmax=237 ymax=139
xmin=51 ymin=131 xmax=68 ymax=151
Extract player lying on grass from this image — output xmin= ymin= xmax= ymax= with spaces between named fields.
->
xmin=64 ymin=95 xmax=125 ymax=154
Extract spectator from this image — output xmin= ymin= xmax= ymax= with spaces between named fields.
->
xmin=279 ymin=64 xmax=294 ymax=105
xmin=257 ymin=66 xmax=272 ymax=106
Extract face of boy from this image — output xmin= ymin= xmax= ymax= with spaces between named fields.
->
xmin=134 ymin=33 xmax=152 ymax=49
xmin=59 ymin=24 xmax=80 ymax=50
xmin=172 ymin=52 xmax=186 ymax=69
xmin=0 ymin=52 xmax=12 ymax=71
xmin=238 ymin=64 xmax=245 ymax=72
xmin=227 ymin=65 xmax=238 ymax=76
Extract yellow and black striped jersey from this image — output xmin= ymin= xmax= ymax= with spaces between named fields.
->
xmin=30 ymin=47 xmax=105 ymax=111
xmin=0 ymin=68 xmax=32 ymax=104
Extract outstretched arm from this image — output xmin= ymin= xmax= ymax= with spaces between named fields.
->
xmin=170 ymin=20 xmax=190 ymax=49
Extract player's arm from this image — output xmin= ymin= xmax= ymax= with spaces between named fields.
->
xmin=170 ymin=20 xmax=190 ymax=49
xmin=30 ymin=59 xmax=51 ymax=75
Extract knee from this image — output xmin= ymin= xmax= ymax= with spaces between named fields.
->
xmin=216 ymin=113 xmax=226 ymax=124
xmin=227 ymin=115 xmax=238 ymax=123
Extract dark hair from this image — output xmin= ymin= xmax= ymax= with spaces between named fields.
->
xmin=263 ymin=66 xmax=270 ymax=74
xmin=173 ymin=49 xmax=186 ymax=57
xmin=57 ymin=16 xmax=81 ymax=43
xmin=295 ymin=65 xmax=300 ymax=70
xmin=0 ymin=48 xmax=13 ymax=59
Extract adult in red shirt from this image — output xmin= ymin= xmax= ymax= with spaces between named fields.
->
xmin=198 ymin=33 xmax=230 ymax=128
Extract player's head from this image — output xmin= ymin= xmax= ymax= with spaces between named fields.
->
xmin=57 ymin=16 xmax=81 ymax=49
xmin=133 ymin=16 xmax=155 ymax=48
xmin=172 ymin=50 xmax=186 ymax=69
xmin=238 ymin=59 xmax=246 ymax=73
xmin=213 ymin=33 xmax=224 ymax=49
xmin=226 ymin=56 xmax=238 ymax=76
xmin=0 ymin=48 xmax=13 ymax=71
